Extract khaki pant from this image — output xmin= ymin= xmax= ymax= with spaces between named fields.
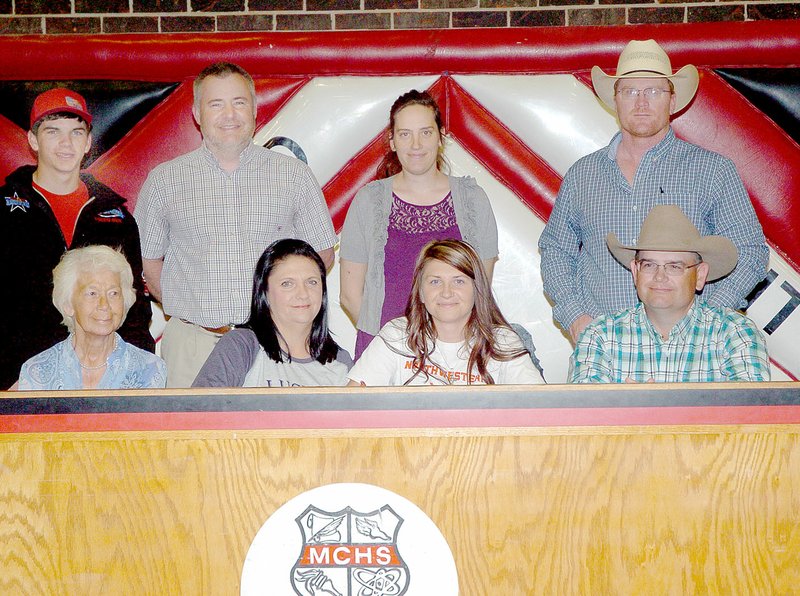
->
xmin=160 ymin=317 xmax=223 ymax=388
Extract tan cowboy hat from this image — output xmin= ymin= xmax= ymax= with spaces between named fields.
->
xmin=591 ymin=39 xmax=699 ymax=114
xmin=606 ymin=205 xmax=738 ymax=281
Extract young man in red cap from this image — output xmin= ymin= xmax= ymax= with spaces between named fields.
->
xmin=0 ymin=87 xmax=154 ymax=389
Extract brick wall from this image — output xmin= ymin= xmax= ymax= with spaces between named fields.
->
xmin=0 ymin=0 xmax=798 ymax=34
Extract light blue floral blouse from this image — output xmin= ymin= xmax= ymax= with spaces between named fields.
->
xmin=18 ymin=333 xmax=166 ymax=390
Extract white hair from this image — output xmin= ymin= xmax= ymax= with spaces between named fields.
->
xmin=52 ymin=245 xmax=136 ymax=332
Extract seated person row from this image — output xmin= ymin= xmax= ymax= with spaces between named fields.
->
xmin=17 ymin=246 xmax=166 ymax=390
xmin=13 ymin=224 xmax=766 ymax=389
xmin=569 ymin=205 xmax=770 ymax=383
xmin=196 ymin=238 xmax=540 ymax=387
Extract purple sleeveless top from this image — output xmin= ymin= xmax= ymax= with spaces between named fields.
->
xmin=355 ymin=192 xmax=462 ymax=359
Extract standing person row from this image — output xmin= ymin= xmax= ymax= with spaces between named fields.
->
xmin=339 ymin=90 xmax=498 ymax=360
xmin=135 ymin=62 xmax=337 ymax=388
xmin=0 ymin=88 xmax=154 ymax=390
xmin=539 ymin=40 xmax=768 ymax=344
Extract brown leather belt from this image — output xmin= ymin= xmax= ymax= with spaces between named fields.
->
xmin=170 ymin=315 xmax=235 ymax=335
xmin=194 ymin=323 xmax=235 ymax=335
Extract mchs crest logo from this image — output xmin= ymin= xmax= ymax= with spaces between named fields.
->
xmin=292 ymin=505 xmax=409 ymax=596
xmin=240 ymin=483 xmax=457 ymax=596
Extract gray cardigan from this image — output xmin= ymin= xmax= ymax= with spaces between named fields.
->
xmin=339 ymin=175 xmax=499 ymax=335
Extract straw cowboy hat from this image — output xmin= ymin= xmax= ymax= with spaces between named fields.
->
xmin=606 ymin=205 xmax=738 ymax=281
xmin=591 ymin=39 xmax=699 ymax=114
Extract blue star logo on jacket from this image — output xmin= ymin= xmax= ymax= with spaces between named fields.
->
xmin=5 ymin=192 xmax=30 ymax=213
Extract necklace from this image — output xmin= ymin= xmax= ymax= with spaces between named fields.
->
xmin=79 ymin=360 xmax=107 ymax=371
xmin=76 ymin=335 xmax=116 ymax=371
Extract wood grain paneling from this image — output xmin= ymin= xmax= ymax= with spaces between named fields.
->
xmin=1 ymin=426 xmax=798 ymax=594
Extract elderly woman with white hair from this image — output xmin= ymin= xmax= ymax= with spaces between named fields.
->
xmin=17 ymin=245 xmax=166 ymax=390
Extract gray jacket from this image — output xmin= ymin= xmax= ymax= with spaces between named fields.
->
xmin=339 ymin=175 xmax=498 ymax=335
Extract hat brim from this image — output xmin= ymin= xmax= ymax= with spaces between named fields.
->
xmin=606 ymin=231 xmax=738 ymax=281
xmin=31 ymin=106 xmax=93 ymax=129
xmin=591 ymin=64 xmax=699 ymax=114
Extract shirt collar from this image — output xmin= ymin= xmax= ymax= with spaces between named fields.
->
xmin=604 ymin=126 xmax=676 ymax=163
xmin=640 ymin=296 xmax=700 ymax=342
xmin=200 ymin=140 xmax=257 ymax=171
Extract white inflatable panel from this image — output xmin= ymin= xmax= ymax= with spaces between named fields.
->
xmin=453 ymin=74 xmax=619 ymax=175
xmin=445 ymin=139 xmax=573 ymax=384
xmin=745 ymin=253 xmax=799 ymax=381
xmin=326 ymin=249 xmax=357 ymax=361
xmin=254 ymin=75 xmax=439 ymax=186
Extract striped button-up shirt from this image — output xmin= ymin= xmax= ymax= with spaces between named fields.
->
xmin=569 ymin=300 xmax=771 ymax=383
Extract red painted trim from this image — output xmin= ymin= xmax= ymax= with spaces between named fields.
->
xmin=2 ymin=23 xmax=799 ymax=80
xmin=2 ymin=406 xmax=800 ymax=434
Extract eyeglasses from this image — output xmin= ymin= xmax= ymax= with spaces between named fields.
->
xmin=635 ymin=259 xmax=701 ymax=276
xmin=616 ymin=88 xmax=672 ymax=100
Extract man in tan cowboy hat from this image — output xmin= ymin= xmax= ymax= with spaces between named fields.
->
xmin=569 ymin=205 xmax=770 ymax=383
xmin=540 ymin=39 xmax=767 ymax=345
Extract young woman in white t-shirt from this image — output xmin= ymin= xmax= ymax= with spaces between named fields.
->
xmin=348 ymin=240 xmax=543 ymax=386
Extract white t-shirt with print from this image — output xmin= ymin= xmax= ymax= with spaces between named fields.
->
xmin=348 ymin=318 xmax=544 ymax=386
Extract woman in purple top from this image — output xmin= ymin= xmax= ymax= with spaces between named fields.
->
xmin=339 ymin=90 xmax=499 ymax=359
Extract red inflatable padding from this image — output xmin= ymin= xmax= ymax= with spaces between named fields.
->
xmin=672 ymin=70 xmax=800 ymax=269
xmin=445 ymin=77 xmax=562 ymax=221
xmin=86 ymin=83 xmax=199 ymax=202
xmin=1 ymin=22 xmax=799 ymax=81
xmin=87 ymin=77 xmax=309 ymax=206
xmin=0 ymin=115 xmax=36 ymax=182
xmin=323 ymin=136 xmax=386 ymax=233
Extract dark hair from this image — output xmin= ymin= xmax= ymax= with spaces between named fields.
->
xmin=244 ymin=238 xmax=340 ymax=364
xmin=32 ymin=112 xmax=91 ymax=136
xmin=402 ymin=239 xmax=525 ymax=384
xmin=193 ymin=61 xmax=256 ymax=109
xmin=377 ymin=89 xmax=447 ymax=179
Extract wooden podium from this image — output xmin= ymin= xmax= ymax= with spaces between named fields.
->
xmin=2 ymin=383 xmax=799 ymax=593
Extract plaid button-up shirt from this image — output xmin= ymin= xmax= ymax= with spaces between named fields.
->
xmin=569 ymin=300 xmax=771 ymax=383
xmin=136 ymin=142 xmax=336 ymax=327
xmin=539 ymin=129 xmax=769 ymax=331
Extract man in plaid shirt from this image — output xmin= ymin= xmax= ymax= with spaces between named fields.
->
xmin=569 ymin=205 xmax=770 ymax=383
xmin=136 ymin=63 xmax=336 ymax=387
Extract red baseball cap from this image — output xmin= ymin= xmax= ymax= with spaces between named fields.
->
xmin=30 ymin=88 xmax=92 ymax=129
